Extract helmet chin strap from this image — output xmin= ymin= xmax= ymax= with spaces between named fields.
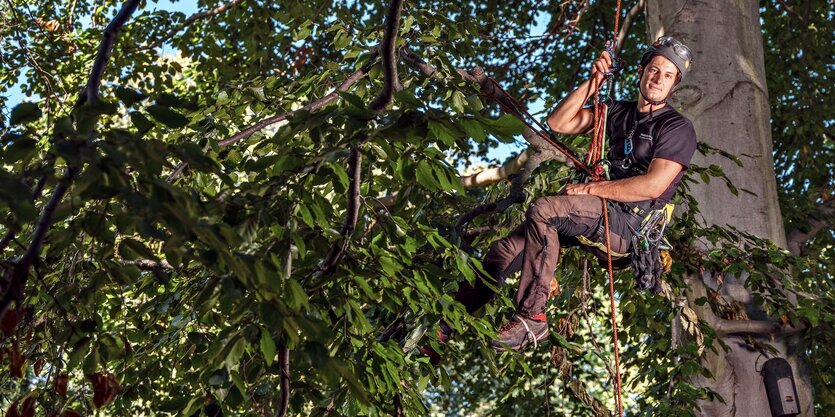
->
xmin=639 ymin=85 xmax=667 ymax=107
xmin=638 ymin=83 xmax=668 ymax=120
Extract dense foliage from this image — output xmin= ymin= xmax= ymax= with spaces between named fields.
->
xmin=0 ymin=0 xmax=832 ymax=416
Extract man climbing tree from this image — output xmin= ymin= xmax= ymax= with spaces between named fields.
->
xmin=424 ymin=36 xmax=698 ymax=358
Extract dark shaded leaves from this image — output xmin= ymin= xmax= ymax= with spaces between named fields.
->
xmin=9 ymin=102 xmax=41 ymax=125
xmin=147 ymin=105 xmax=189 ymax=128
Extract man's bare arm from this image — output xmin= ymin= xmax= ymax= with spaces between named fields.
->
xmin=546 ymin=52 xmax=613 ymax=135
xmin=563 ymin=158 xmax=684 ymax=202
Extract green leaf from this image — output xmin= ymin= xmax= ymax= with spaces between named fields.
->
xmin=10 ymin=102 xmax=41 ymax=125
xmin=260 ymin=329 xmax=277 ymax=366
xmin=415 ymin=160 xmax=440 ymax=191
xmin=351 ymin=275 xmax=377 ymax=300
xmin=296 ymin=204 xmax=316 ymax=229
xmin=129 ymin=111 xmax=154 ymax=133
xmin=428 ymin=120 xmax=456 ymax=146
xmin=158 ymin=397 xmax=190 ymax=412
xmin=115 ymin=86 xmax=148 ymax=106
xmin=331 ymin=359 xmax=368 ymax=404
xmin=147 ymin=105 xmax=189 ymax=128
xmin=460 ymin=119 xmax=485 ymax=142
xmin=2 ymin=137 xmax=37 ymax=163
xmin=285 ymin=279 xmax=309 ymax=310
xmin=337 ymin=91 xmax=373 ymax=118
xmin=450 ymin=91 xmax=466 ymax=113
xmin=230 ymin=370 xmax=247 ymax=398
xmin=293 ymin=20 xmax=313 ymax=41
xmin=432 ymin=163 xmax=463 ymax=193
xmin=118 ymin=238 xmax=157 ymax=261
xmin=67 ymin=337 xmax=92 ymax=370
xmin=224 ymin=336 xmax=246 ymax=370
xmin=466 ymin=94 xmax=484 ymax=112
xmin=482 ymin=114 xmax=526 ymax=142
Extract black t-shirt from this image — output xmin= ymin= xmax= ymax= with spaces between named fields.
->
xmin=604 ymin=100 xmax=697 ymax=208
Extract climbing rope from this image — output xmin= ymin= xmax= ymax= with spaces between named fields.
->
xmin=590 ymin=59 xmax=625 ymax=417
xmin=485 ymin=78 xmax=599 ymax=180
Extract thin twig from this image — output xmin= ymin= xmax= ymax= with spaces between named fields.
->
xmin=131 ymin=0 xmax=247 ymax=52
xmin=775 ymin=0 xmax=806 ymax=22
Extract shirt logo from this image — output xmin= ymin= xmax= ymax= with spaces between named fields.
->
xmin=639 ymin=133 xmax=653 ymax=142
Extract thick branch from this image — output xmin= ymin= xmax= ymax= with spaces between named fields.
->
xmin=168 ymin=52 xmax=378 ymax=181
xmin=369 ymin=0 xmax=404 ymax=112
xmin=134 ymin=0 xmax=246 ymax=52
xmin=714 ymin=318 xmax=804 ymax=337
xmin=79 ymin=0 xmax=141 ymax=106
xmin=615 ymin=0 xmax=644 ymax=53
xmin=460 ymin=149 xmax=530 ymax=188
xmin=455 ymin=143 xmax=549 ymax=244
xmin=0 ymin=168 xmax=77 ymax=316
xmin=319 ymin=146 xmax=362 ymax=276
xmin=277 ymin=344 xmax=290 ymax=417
xmin=786 ymin=199 xmax=833 ymax=256
xmin=684 ymin=274 xmax=806 ymax=338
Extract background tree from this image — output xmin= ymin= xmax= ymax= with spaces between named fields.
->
xmin=0 ymin=0 xmax=832 ymax=416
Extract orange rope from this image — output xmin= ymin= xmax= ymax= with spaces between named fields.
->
xmin=602 ymin=198 xmax=624 ymax=417
xmin=595 ymin=0 xmax=625 ymax=412
xmin=613 ymin=0 xmax=622 ymax=43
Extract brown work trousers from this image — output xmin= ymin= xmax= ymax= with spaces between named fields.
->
xmin=456 ymin=195 xmax=640 ymax=317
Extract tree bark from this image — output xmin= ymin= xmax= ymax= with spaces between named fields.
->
xmin=645 ymin=1 xmax=814 ymax=415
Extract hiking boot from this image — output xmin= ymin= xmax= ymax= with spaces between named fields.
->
xmin=418 ymin=322 xmax=453 ymax=365
xmin=491 ymin=313 xmax=548 ymax=352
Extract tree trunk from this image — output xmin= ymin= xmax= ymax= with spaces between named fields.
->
xmin=644 ymin=1 xmax=814 ymax=416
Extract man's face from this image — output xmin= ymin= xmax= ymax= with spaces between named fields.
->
xmin=639 ymin=55 xmax=679 ymax=102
